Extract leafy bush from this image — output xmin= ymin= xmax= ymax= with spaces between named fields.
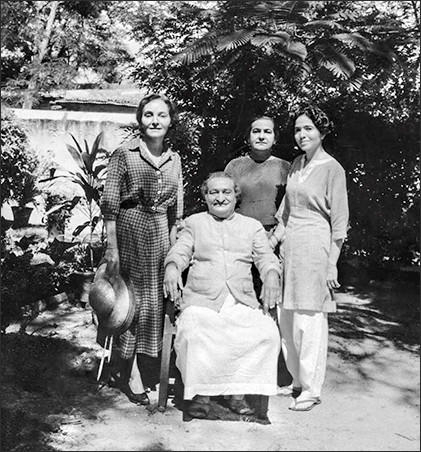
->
xmin=44 ymin=192 xmax=74 ymax=234
xmin=0 ymin=228 xmax=74 ymax=333
xmin=1 ymin=107 xmax=41 ymax=206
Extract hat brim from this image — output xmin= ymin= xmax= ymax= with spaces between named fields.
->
xmin=89 ymin=261 xmax=136 ymax=336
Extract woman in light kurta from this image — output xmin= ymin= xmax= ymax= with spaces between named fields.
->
xmin=100 ymin=94 xmax=183 ymax=405
xmin=269 ymin=104 xmax=349 ymax=412
xmin=163 ymin=172 xmax=282 ymax=420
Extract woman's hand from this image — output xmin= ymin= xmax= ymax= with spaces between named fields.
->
xmin=268 ymin=234 xmax=278 ymax=250
xmin=104 ymin=247 xmax=120 ymax=284
xmin=327 ymin=263 xmax=340 ymax=291
xmin=163 ymin=262 xmax=183 ymax=302
xmin=261 ymin=270 xmax=281 ymax=314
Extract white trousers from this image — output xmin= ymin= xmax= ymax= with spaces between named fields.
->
xmin=279 ymin=307 xmax=328 ymax=401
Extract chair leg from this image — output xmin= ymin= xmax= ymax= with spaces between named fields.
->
xmin=158 ymin=315 xmax=174 ymax=410
xmin=246 ymin=394 xmax=269 ymax=421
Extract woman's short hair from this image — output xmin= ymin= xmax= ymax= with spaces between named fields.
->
xmin=200 ymin=171 xmax=242 ymax=200
xmin=135 ymin=93 xmax=179 ymax=130
xmin=289 ymin=104 xmax=333 ymax=136
xmin=244 ymin=115 xmax=280 ymax=142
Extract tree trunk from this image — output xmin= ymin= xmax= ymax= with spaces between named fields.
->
xmin=23 ymin=1 xmax=60 ymax=109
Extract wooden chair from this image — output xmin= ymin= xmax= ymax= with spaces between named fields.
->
xmin=157 ymin=300 xmax=270 ymax=422
xmin=157 ymin=300 xmax=178 ymax=411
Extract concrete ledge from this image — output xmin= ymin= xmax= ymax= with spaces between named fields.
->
xmin=12 ymin=108 xmax=136 ymax=125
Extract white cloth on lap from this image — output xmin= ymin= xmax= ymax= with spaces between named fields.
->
xmin=174 ymin=293 xmax=281 ymax=400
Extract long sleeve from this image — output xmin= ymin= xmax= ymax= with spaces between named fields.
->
xmin=167 ymin=156 xmax=184 ymax=230
xmin=101 ymin=147 xmax=125 ymax=221
xmin=252 ymin=225 xmax=283 ymax=280
xmin=328 ymin=166 xmax=349 ymax=241
xmin=164 ymin=218 xmax=194 ymax=272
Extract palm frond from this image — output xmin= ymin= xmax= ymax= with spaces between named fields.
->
xmin=216 ymin=29 xmax=255 ymax=51
xmin=333 ymin=32 xmax=373 ymax=51
xmin=347 ymin=76 xmax=365 ymax=92
xmin=323 ymin=53 xmax=355 ymax=80
xmin=286 ymin=40 xmax=307 ymax=60
xmin=333 ymin=32 xmax=397 ymax=64
xmin=171 ymin=31 xmax=219 ymax=64
xmin=304 ymin=20 xmax=346 ymax=32
xmin=251 ymin=31 xmax=290 ymax=47
xmin=252 ymin=1 xmax=310 ymax=24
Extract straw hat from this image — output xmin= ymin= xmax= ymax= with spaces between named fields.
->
xmin=89 ymin=260 xmax=136 ymax=336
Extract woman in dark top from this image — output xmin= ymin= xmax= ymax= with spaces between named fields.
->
xmin=225 ymin=115 xmax=292 ymax=389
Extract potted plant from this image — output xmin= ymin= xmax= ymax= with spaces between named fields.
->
xmin=11 ymin=173 xmax=41 ymax=229
xmin=40 ymin=132 xmax=110 ymax=306
xmin=1 ymin=107 xmax=42 ymax=229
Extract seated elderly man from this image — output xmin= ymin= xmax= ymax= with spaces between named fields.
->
xmin=163 ymin=171 xmax=282 ymax=419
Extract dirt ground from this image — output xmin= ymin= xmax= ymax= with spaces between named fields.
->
xmin=1 ymin=277 xmax=419 ymax=452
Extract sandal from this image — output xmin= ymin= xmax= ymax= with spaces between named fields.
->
xmin=289 ymin=398 xmax=320 ymax=411
xmin=226 ymin=397 xmax=255 ymax=415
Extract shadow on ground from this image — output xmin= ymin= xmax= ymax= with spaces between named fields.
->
xmin=1 ymin=321 xmax=118 ymax=452
xmin=1 ymin=275 xmax=419 ymax=451
xmin=331 ymin=278 xmax=419 ymax=351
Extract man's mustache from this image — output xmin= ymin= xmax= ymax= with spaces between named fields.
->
xmin=213 ymin=201 xmax=229 ymax=206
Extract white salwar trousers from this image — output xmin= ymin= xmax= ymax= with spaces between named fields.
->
xmin=279 ymin=307 xmax=328 ymax=402
xmin=174 ymin=293 xmax=281 ymax=401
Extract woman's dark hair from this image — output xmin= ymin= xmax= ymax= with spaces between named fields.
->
xmin=200 ymin=171 xmax=241 ymax=200
xmin=244 ymin=115 xmax=280 ymax=143
xmin=289 ymin=104 xmax=333 ymax=136
xmin=135 ymin=93 xmax=179 ymax=131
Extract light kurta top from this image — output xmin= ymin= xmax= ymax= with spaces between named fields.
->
xmin=225 ymin=155 xmax=290 ymax=227
xmin=164 ymin=211 xmax=282 ymax=312
xmin=275 ymin=154 xmax=349 ymax=312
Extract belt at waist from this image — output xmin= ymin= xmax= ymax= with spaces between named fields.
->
xmin=120 ymin=200 xmax=166 ymax=214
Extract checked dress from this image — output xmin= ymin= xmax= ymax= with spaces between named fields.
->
xmin=101 ymin=137 xmax=184 ymax=360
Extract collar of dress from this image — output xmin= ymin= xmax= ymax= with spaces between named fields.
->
xmin=127 ymin=137 xmax=172 ymax=158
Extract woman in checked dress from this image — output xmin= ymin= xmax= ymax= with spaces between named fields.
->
xmin=100 ymin=93 xmax=184 ymax=405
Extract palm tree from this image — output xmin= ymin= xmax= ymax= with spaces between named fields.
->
xmin=171 ymin=0 xmax=401 ymax=93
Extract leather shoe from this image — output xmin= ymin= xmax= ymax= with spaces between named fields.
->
xmin=226 ymin=397 xmax=255 ymax=415
xmin=186 ymin=399 xmax=210 ymax=419
xmin=119 ymin=383 xmax=150 ymax=405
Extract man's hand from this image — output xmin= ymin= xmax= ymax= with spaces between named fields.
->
xmin=163 ymin=262 xmax=183 ymax=302
xmin=261 ymin=269 xmax=281 ymax=314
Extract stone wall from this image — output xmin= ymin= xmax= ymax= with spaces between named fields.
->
xmin=4 ymin=109 xmax=137 ymax=230
xmin=11 ymin=108 xmax=137 ymax=170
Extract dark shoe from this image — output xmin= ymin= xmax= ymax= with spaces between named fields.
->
xmin=186 ymin=399 xmax=210 ymax=419
xmin=226 ymin=397 xmax=255 ymax=415
xmin=119 ymin=383 xmax=150 ymax=405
